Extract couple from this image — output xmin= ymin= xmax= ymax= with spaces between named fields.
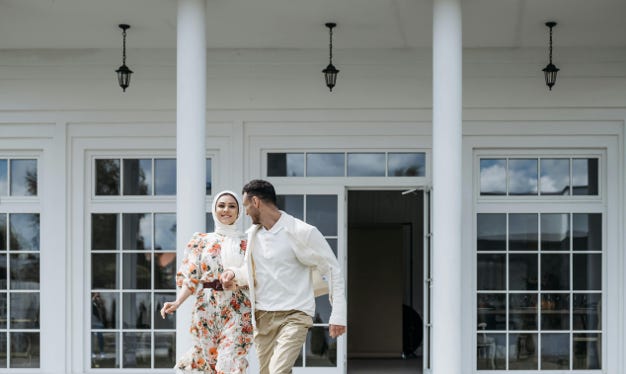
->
xmin=160 ymin=179 xmax=347 ymax=373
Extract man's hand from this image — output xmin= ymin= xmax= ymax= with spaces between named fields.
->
xmin=329 ymin=324 xmax=346 ymax=338
xmin=220 ymin=270 xmax=236 ymax=290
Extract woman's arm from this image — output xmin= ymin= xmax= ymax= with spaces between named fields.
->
xmin=160 ymin=285 xmax=193 ymax=318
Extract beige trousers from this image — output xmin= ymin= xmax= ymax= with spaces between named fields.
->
xmin=254 ymin=310 xmax=313 ymax=374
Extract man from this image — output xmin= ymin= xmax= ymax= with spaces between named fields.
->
xmin=221 ymin=179 xmax=347 ymax=374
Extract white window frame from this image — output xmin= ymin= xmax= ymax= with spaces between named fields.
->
xmin=464 ymin=126 xmax=621 ymax=374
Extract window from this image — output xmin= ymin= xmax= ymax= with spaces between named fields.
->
xmin=277 ymin=194 xmax=338 ymax=368
xmin=479 ymin=158 xmax=598 ymax=196
xmin=0 ymin=157 xmax=40 ymax=369
xmin=95 ymin=158 xmax=212 ymax=196
xmin=267 ymin=152 xmax=425 ymax=177
xmin=90 ymin=212 xmax=177 ymax=369
xmin=477 ymin=212 xmax=602 ymax=370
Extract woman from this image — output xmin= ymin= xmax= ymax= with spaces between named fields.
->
xmin=160 ymin=190 xmax=253 ymax=373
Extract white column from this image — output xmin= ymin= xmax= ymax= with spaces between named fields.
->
xmin=432 ymin=0 xmax=463 ymax=373
xmin=176 ymin=0 xmax=206 ymax=356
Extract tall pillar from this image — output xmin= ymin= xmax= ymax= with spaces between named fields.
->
xmin=432 ymin=0 xmax=463 ymax=373
xmin=176 ymin=0 xmax=206 ymax=355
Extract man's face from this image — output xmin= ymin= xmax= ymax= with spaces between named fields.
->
xmin=243 ymin=193 xmax=261 ymax=224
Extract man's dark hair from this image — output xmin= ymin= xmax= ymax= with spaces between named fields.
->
xmin=242 ymin=179 xmax=277 ymax=205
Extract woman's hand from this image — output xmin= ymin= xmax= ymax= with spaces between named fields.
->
xmin=160 ymin=301 xmax=180 ymax=319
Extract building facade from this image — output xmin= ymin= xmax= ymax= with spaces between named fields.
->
xmin=1 ymin=0 xmax=625 ymax=373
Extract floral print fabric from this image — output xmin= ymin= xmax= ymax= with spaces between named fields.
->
xmin=175 ymin=232 xmax=253 ymax=373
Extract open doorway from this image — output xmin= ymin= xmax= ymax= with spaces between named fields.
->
xmin=347 ymin=190 xmax=423 ymax=374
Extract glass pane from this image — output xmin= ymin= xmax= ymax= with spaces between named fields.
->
xmin=541 ymin=214 xmax=569 ymax=251
xmin=509 ymin=213 xmax=538 ymax=251
xmin=477 ymin=214 xmax=506 ymax=251
xmin=573 ymin=293 xmax=601 ymax=330
xmin=10 ymin=159 xmax=37 ymax=196
xmin=154 ymin=332 xmax=176 ymax=368
xmin=123 ymin=253 xmax=151 ymax=289
xmin=9 ymin=254 xmax=39 ymax=290
xmin=10 ymin=293 xmax=39 ymax=328
xmin=92 ymin=292 xmax=119 ymax=329
xmin=306 ymin=153 xmax=344 ymax=177
xmin=509 ymin=333 xmax=537 ymax=369
xmin=154 ymin=293 xmax=176 ymax=329
xmin=0 ymin=254 xmax=5 ymax=289
xmin=91 ymin=332 xmax=119 ymax=368
xmin=92 ymin=214 xmax=118 ymax=250
xmin=573 ymin=213 xmax=602 ymax=251
xmin=10 ymin=332 xmax=39 ymax=368
xmin=540 ymin=159 xmax=570 ymax=195
xmin=509 ymin=254 xmax=538 ymax=291
xmin=509 ymin=294 xmax=538 ymax=330
xmin=573 ymin=254 xmax=601 ymax=290
xmin=122 ymin=214 xmax=152 ymax=250
xmin=509 ymin=159 xmax=538 ymax=195
xmin=388 ymin=152 xmax=425 ymax=177
xmin=0 ymin=160 xmax=7 ymax=195
xmin=480 ymin=159 xmax=506 ymax=195
xmin=154 ymin=159 xmax=176 ymax=195
xmin=541 ymin=293 xmax=570 ymax=330
xmin=154 ymin=214 xmax=176 ymax=250
xmin=123 ymin=159 xmax=152 ymax=195
xmin=572 ymin=158 xmax=599 ymax=195
xmin=267 ymin=153 xmax=304 ymax=177
xmin=573 ymin=333 xmax=601 ymax=369
xmin=92 ymin=253 xmax=119 ymax=289
xmin=95 ymin=159 xmax=120 ymax=196
xmin=206 ymin=159 xmax=212 ymax=195
xmin=123 ymin=292 xmax=151 ymax=329
xmin=9 ymin=214 xmax=40 ymax=251
xmin=0 ymin=293 xmax=6 ymax=329
xmin=305 ymin=327 xmax=336 ymax=367
xmin=476 ymin=333 xmax=505 ymax=370
xmin=477 ymin=294 xmax=506 ymax=330
xmin=205 ymin=213 xmax=214 ymax=233
xmin=541 ymin=333 xmax=569 ymax=370
xmin=477 ymin=254 xmax=505 ymax=291
xmin=0 ymin=332 xmax=5 ymax=367
xmin=314 ymin=296 xmax=331 ymax=324
xmin=154 ymin=253 xmax=176 ymax=290
xmin=306 ymin=195 xmax=337 ymax=236
xmin=541 ymin=254 xmax=569 ymax=290
xmin=347 ymin=153 xmax=385 ymax=177
xmin=0 ymin=215 xmax=5 ymax=250
xmin=276 ymin=195 xmax=304 ymax=220
xmin=123 ymin=332 xmax=151 ymax=368
xmin=326 ymin=239 xmax=337 ymax=256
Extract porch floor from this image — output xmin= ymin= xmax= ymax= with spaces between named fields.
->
xmin=347 ymin=357 xmax=422 ymax=374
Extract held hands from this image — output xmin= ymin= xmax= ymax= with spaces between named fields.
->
xmin=160 ymin=301 xmax=180 ymax=319
xmin=220 ymin=270 xmax=237 ymax=291
xmin=329 ymin=324 xmax=346 ymax=338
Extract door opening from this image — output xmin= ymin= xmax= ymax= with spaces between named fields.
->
xmin=347 ymin=190 xmax=423 ymax=373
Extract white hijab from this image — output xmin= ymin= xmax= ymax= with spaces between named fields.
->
xmin=211 ymin=190 xmax=245 ymax=270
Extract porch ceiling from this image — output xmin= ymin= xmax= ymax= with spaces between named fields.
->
xmin=0 ymin=0 xmax=625 ymax=50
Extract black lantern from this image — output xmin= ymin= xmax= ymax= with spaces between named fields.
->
xmin=116 ymin=24 xmax=133 ymax=92
xmin=322 ymin=22 xmax=339 ymax=92
xmin=542 ymin=21 xmax=559 ymax=91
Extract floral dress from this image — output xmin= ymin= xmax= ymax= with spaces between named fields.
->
xmin=175 ymin=232 xmax=253 ymax=374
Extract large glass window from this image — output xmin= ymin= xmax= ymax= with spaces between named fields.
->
xmin=90 ymin=212 xmax=176 ymax=369
xmin=476 ymin=212 xmax=602 ymax=371
xmin=277 ymin=194 xmax=338 ymax=368
xmin=0 ymin=213 xmax=41 ymax=368
xmin=95 ymin=158 xmax=212 ymax=196
xmin=0 ymin=159 xmax=38 ymax=197
xmin=479 ymin=157 xmax=599 ymax=196
xmin=267 ymin=152 xmax=426 ymax=178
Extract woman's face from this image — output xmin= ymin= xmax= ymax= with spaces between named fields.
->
xmin=215 ymin=194 xmax=239 ymax=225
